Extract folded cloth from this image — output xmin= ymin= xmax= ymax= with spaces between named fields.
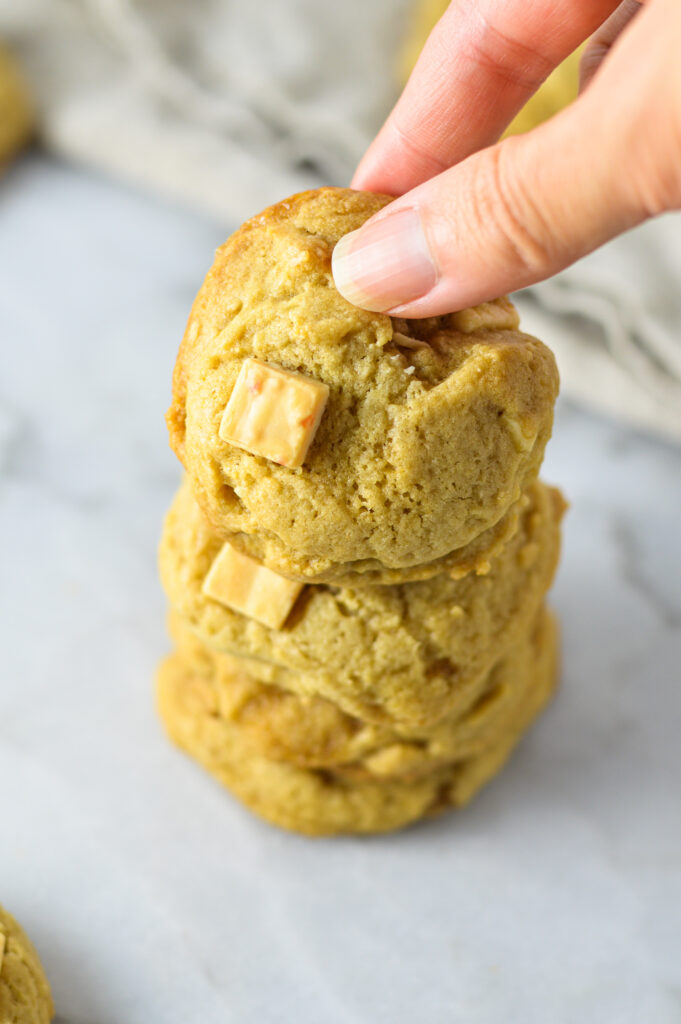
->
xmin=514 ymin=214 xmax=681 ymax=445
xmin=2 ymin=0 xmax=680 ymax=442
xmin=0 ymin=0 xmax=410 ymax=218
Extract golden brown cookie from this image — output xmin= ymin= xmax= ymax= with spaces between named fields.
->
xmin=160 ymin=476 xmax=565 ymax=727
xmin=169 ymin=606 xmax=556 ymax=781
xmin=0 ymin=905 xmax=53 ymax=1024
xmin=0 ymin=45 xmax=33 ymax=169
xmin=157 ymin=610 xmax=558 ymax=836
xmin=167 ymin=188 xmax=558 ymax=582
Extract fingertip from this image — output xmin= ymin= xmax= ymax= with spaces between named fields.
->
xmin=332 ymin=207 xmax=439 ymax=313
xmin=331 ymin=231 xmax=384 ymax=310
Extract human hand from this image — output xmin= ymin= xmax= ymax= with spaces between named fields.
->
xmin=332 ymin=0 xmax=681 ymax=316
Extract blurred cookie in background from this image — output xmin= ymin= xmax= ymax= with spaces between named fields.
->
xmin=399 ymin=0 xmax=581 ymax=137
xmin=0 ymin=43 xmax=34 ymax=169
xmin=0 ymin=904 xmax=53 ymax=1024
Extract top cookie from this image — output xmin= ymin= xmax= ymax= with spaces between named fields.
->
xmin=168 ymin=187 xmax=558 ymax=574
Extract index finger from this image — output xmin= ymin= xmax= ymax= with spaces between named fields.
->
xmin=352 ymin=0 xmax=621 ymax=195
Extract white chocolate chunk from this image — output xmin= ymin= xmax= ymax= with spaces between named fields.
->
xmin=364 ymin=743 xmax=423 ymax=777
xmin=503 ymin=414 xmax=538 ymax=453
xmin=202 ymin=542 xmax=303 ymax=629
xmin=391 ymin=331 xmax=429 ymax=350
xmin=219 ymin=358 xmax=329 ymax=468
xmin=0 ymin=933 xmax=5 ymax=973
xmin=449 ymin=299 xmax=519 ymax=333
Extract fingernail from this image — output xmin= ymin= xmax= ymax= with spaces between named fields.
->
xmin=332 ymin=207 xmax=438 ymax=312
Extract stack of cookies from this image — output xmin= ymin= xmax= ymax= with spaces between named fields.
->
xmin=158 ymin=188 xmax=564 ymax=836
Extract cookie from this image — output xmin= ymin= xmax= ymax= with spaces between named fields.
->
xmin=0 ymin=45 xmax=33 ymax=169
xmin=167 ymin=188 xmax=559 ymax=580
xmin=0 ymin=905 xmax=53 ymax=1024
xmin=208 ymin=485 xmax=525 ymax=587
xmin=160 ymin=476 xmax=565 ymax=726
xmin=168 ymin=606 xmax=556 ymax=781
xmin=156 ymin=610 xmax=558 ymax=836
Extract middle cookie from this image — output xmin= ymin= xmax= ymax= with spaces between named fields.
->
xmin=160 ymin=476 xmax=565 ymax=727
xmin=167 ymin=605 xmax=558 ymax=782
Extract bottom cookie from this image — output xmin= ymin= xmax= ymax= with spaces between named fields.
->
xmin=0 ymin=904 xmax=53 ymax=1024
xmin=157 ymin=612 xmax=559 ymax=836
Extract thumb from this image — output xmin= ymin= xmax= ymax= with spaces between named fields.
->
xmin=332 ymin=92 xmax=653 ymax=316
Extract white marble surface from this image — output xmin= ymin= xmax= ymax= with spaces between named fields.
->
xmin=1 ymin=155 xmax=680 ymax=1024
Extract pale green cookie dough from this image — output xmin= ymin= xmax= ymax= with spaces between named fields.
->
xmin=0 ymin=905 xmax=53 ymax=1024
xmin=167 ymin=187 xmax=559 ymax=581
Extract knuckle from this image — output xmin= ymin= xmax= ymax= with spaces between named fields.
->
xmin=620 ymin=88 xmax=681 ymax=216
xmin=390 ymin=119 xmax=451 ymax=178
xmin=631 ymin=153 xmax=681 ymax=216
xmin=609 ymin=1 xmax=681 ymax=216
xmin=474 ymin=144 xmax=554 ymax=275
xmin=461 ymin=11 xmax=554 ymax=93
